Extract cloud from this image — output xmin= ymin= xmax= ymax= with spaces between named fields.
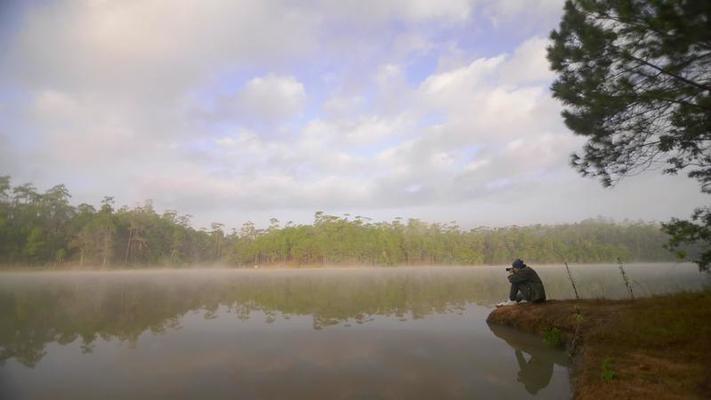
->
xmin=211 ymin=75 xmax=307 ymax=124
xmin=478 ymin=0 xmax=565 ymax=28
xmin=240 ymin=75 xmax=306 ymax=120
xmin=318 ymin=0 xmax=474 ymax=22
xmin=498 ymin=37 xmax=555 ymax=85
xmin=303 ymin=114 xmax=412 ymax=147
xmin=0 ymin=0 xmax=703 ymax=229
xmin=4 ymin=0 xmax=318 ymax=95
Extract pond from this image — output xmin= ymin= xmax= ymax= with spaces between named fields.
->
xmin=0 ymin=263 xmax=708 ymax=399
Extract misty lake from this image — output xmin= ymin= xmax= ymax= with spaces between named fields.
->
xmin=1 ymin=263 xmax=708 ymax=399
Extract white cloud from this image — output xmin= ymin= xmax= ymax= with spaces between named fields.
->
xmin=6 ymin=0 xmax=318 ymax=96
xmin=478 ymin=0 xmax=565 ymax=28
xmin=34 ymin=90 xmax=80 ymax=117
xmin=420 ymin=56 xmax=505 ymax=97
xmin=0 ymin=0 xmax=703 ymax=230
xmin=323 ymin=95 xmax=365 ymax=115
xmin=319 ymin=0 xmax=474 ymax=22
xmin=235 ymin=75 xmax=307 ymax=122
xmin=499 ymin=36 xmax=555 ymax=85
xmin=302 ymin=114 xmax=412 ymax=148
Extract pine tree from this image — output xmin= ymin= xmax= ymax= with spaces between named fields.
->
xmin=548 ymin=0 xmax=711 ymax=270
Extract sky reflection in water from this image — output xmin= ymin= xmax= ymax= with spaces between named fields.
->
xmin=0 ymin=264 xmax=707 ymax=399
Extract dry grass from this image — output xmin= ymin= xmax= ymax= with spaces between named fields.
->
xmin=487 ymin=290 xmax=711 ymax=399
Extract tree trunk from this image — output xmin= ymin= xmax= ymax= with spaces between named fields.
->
xmin=125 ymin=228 xmax=133 ymax=265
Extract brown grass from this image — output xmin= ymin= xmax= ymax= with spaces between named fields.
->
xmin=487 ymin=290 xmax=711 ymax=399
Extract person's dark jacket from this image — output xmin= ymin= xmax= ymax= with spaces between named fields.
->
xmin=508 ymin=266 xmax=546 ymax=303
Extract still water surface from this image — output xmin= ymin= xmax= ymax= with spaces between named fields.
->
xmin=0 ymin=263 xmax=708 ymax=399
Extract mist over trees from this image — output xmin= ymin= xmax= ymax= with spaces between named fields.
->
xmin=0 ymin=176 xmax=687 ymax=268
xmin=0 ymin=176 xmax=219 ymax=267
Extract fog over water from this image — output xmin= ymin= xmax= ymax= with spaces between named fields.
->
xmin=1 ymin=1 xmax=707 ymax=398
xmin=1 ymin=264 xmax=707 ymax=399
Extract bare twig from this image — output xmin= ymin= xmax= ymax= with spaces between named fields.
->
xmin=617 ymin=257 xmax=635 ymax=300
xmin=564 ymin=261 xmax=580 ymax=300
xmin=569 ymin=306 xmax=583 ymax=356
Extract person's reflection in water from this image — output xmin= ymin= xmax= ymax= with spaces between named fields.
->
xmin=487 ymin=323 xmax=570 ymax=395
xmin=514 ymin=349 xmax=552 ymax=395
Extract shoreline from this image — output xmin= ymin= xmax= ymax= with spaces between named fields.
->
xmin=0 ymin=261 xmax=696 ymax=273
xmin=486 ymin=291 xmax=711 ymax=399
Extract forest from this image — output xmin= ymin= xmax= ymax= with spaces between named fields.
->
xmin=0 ymin=176 xmax=688 ymax=268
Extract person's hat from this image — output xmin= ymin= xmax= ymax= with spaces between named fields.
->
xmin=512 ymin=259 xmax=525 ymax=269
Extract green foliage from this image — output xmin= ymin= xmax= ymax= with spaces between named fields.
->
xmin=23 ymin=228 xmax=46 ymax=261
xmin=231 ymin=214 xmax=681 ymax=267
xmin=0 ymin=175 xmax=693 ymax=267
xmin=0 ymin=176 xmax=220 ymax=267
xmin=548 ymin=0 xmax=711 ymax=188
xmin=547 ymin=1 xmax=711 ymax=271
xmin=601 ymin=358 xmax=616 ymax=382
xmin=575 ymin=311 xmax=584 ymax=324
xmin=662 ymin=207 xmax=711 ymax=271
xmin=55 ymin=248 xmax=67 ymax=263
xmin=543 ymin=327 xmax=563 ymax=347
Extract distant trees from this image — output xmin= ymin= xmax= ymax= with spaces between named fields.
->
xmin=547 ymin=0 xmax=711 ymax=269
xmin=0 ymin=178 xmax=75 ymax=264
xmin=0 ymin=176 xmax=222 ymax=267
xmin=230 ymin=211 xmax=681 ymax=267
xmin=0 ymin=176 xmax=690 ymax=268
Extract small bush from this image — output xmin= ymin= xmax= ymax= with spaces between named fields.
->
xmin=543 ymin=327 xmax=563 ymax=347
xmin=574 ymin=311 xmax=584 ymax=323
xmin=601 ymin=358 xmax=616 ymax=382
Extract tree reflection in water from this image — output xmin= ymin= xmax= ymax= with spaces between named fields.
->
xmin=0 ymin=268 xmax=504 ymax=367
xmin=0 ymin=263 xmax=704 ymax=368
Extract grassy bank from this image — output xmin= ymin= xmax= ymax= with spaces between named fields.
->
xmin=487 ymin=290 xmax=711 ymax=399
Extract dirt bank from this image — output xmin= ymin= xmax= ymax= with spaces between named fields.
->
xmin=487 ymin=291 xmax=711 ymax=399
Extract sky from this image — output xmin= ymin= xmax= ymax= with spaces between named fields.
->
xmin=0 ymin=0 xmax=705 ymax=230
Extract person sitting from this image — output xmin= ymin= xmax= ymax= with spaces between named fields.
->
xmin=497 ymin=259 xmax=546 ymax=307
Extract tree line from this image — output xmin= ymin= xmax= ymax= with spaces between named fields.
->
xmin=0 ymin=175 xmax=691 ymax=268
xmin=232 ymin=212 xmax=678 ymax=266
xmin=0 ymin=176 xmax=220 ymax=267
